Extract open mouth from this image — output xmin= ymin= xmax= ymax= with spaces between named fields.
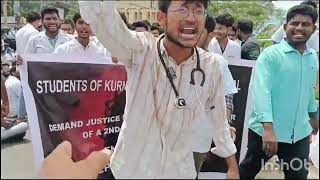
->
xmin=79 ymin=30 xmax=89 ymax=35
xmin=180 ymin=27 xmax=198 ymax=39
xmin=293 ymin=34 xmax=305 ymax=38
xmin=292 ymin=32 xmax=306 ymax=39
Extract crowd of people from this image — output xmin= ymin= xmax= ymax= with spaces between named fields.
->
xmin=1 ymin=0 xmax=319 ymax=179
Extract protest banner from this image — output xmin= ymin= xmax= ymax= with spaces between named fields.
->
xmin=21 ymin=53 xmax=258 ymax=179
xmin=20 ymin=54 xmax=126 ymax=179
xmin=199 ymin=59 xmax=255 ymax=179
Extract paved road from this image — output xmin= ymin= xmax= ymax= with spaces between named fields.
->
xmin=1 ymin=130 xmax=36 ymax=179
xmin=1 ymin=130 xmax=319 ymax=179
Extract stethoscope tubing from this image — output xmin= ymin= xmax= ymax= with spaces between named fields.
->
xmin=156 ymin=34 xmax=206 ymax=100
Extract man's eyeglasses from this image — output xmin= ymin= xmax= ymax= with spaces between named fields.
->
xmin=167 ymin=7 xmax=207 ymax=19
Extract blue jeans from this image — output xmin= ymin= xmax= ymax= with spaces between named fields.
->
xmin=17 ymin=88 xmax=26 ymax=119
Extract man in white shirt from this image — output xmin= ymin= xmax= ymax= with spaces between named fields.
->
xmin=1 ymin=62 xmax=21 ymax=118
xmin=15 ymin=11 xmax=42 ymax=120
xmin=55 ymin=13 xmax=111 ymax=58
xmin=208 ymin=14 xmax=241 ymax=60
xmin=1 ymin=62 xmax=28 ymax=142
xmin=79 ymin=0 xmax=238 ymax=179
xmin=228 ymin=24 xmax=242 ymax=45
xmin=17 ymin=7 xmax=70 ymax=65
xmin=195 ymin=14 xmax=238 ymax=175
xmin=60 ymin=19 xmax=75 ymax=35
xmin=24 ymin=7 xmax=70 ymax=54
xmin=16 ymin=7 xmax=70 ymax=120
xmin=15 ymin=12 xmax=42 ymax=55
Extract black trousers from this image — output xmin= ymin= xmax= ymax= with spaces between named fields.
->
xmin=239 ymin=129 xmax=310 ymax=179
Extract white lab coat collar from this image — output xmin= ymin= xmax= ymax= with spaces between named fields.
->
xmin=208 ymin=37 xmax=241 ymax=60
xmin=41 ymin=30 xmax=68 ymax=49
xmin=70 ymin=37 xmax=94 ymax=50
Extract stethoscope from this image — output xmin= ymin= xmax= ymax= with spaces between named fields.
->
xmin=157 ymin=34 xmax=215 ymax=111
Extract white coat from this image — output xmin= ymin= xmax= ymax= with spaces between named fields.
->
xmin=208 ymin=37 xmax=241 ymax=61
xmin=24 ymin=31 xmax=69 ymax=54
xmin=15 ymin=23 xmax=39 ymax=55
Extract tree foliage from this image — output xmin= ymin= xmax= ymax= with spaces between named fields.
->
xmin=64 ymin=1 xmax=79 ymax=20
xmin=208 ymin=1 xmax=285 ymax=28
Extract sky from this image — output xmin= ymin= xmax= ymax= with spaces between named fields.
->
xmin=272 ymin=1 xmax=303 ymax=11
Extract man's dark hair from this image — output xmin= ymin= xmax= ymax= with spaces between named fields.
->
xmin=119 ymin=12 xmax=128 ymax=26
xmin=215 ymin=13 xmax=234 ymax=27
xmin=41 ymin=7 xmax=59 ymax=20
xmin=159 ymin=0 xmax=209 ymax=12
xmin=300 ymin=0 xmax=317 ymax=9
xmin=230 ymin=24 xmax=238 ymax=33
xmin=73 ymin=13 xmax=82 ymax=24
xmin=205 ymin=15 xmax=216 ymax=33
xmin=142 ymin=20 xmax=151 ymax=31
xmin=62 ymin=19 xmax=75 ymax=29
xmin=1 ymin=63 xmax=10 ymax=68
xmin=152 ymin=22 xmax=161 ymax=27
xmin=237 ymin=20 xmax=254 ymax=34
xmin=151 ymin=25 xmax=159 ymax=31
xmin=287 ymin=4 xmax=318 ymax=24
xmin=151 ymin=24 xmax=164 ymax=34
xmin=131 ymin=21 xmax=149 ymax=31
xmin=26 ymin=12 xmax=41 ymax=23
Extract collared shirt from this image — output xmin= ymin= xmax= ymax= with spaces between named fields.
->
xmin=79 ymin=1 xmax=236 ymax=179
xmin=271 ymin=25 xmax=319 ymax=52
xmin=208 ymin=37 xmax=241 ymax=61
xmin=24 ymin=31 xmax=70 ymax=54
xmin=48 ymin=35 xmax=58 ymax=47
xmin=249 ymin=40 xmax=319 ymax=143
xmin=15 ymin=23 xmax=39 ymax=55
xmin=54 ymin=36 xmax=111 ymax=58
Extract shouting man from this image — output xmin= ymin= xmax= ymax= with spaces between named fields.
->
xmin=79 ymin=0 xmax=238 ymax=179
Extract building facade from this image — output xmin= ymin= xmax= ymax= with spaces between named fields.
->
xmin=115 ymin=1 xmax=158 ymax=24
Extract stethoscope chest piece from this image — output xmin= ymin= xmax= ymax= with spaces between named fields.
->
xmin=157 ymin=34 xmax=212 ymax=111
xmin=175 ymin=97 xmax=186 ymax=108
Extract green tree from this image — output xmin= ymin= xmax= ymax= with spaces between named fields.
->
xmin=14 ymin=1 xmax=79 ymax=20
xmin=208 ymin=1 xmax=285 ymax=29
xmin=64 ymin=1 xmax=79 ymax=20
xmin=208 ymin=1 xmax=285 ymax=49
xmin=19 ymin=1 xmax=42 ymax=18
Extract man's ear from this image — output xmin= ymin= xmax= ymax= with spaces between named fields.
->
xmin=312 ymin=24 xmax=317 ymax=33
xmin=157 ymin=11 xmax=167 ymax=27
